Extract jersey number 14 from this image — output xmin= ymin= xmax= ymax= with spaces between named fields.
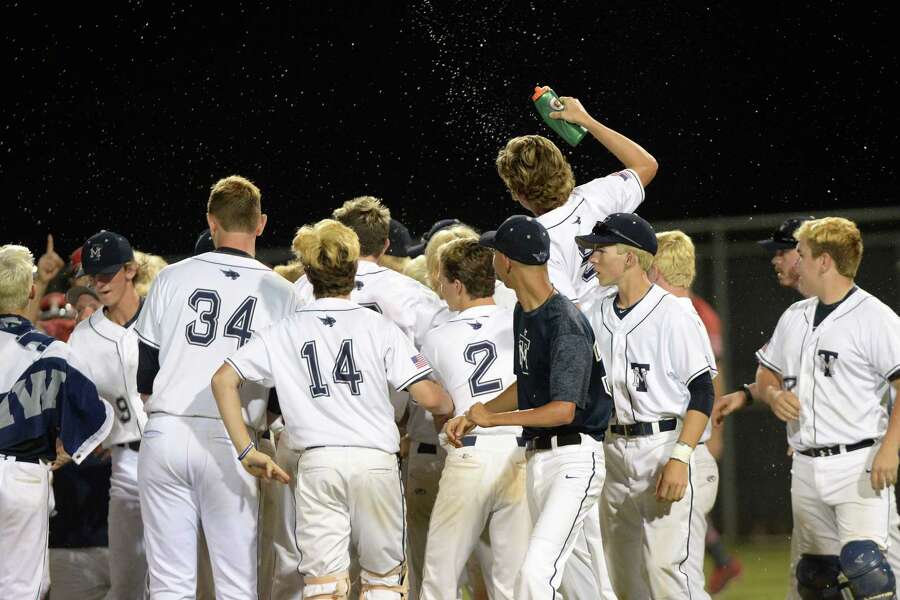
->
xmin=300 ymin=339 xmax=363 ymax=397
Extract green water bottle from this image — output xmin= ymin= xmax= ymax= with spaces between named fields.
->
xmin=532 ymin=85 xmax=588 ymax=147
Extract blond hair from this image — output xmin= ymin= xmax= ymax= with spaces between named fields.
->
xmin=440 ymin=238 xmax=495 ymax=299
xmin=378 ymin=254 xmax=410 ymax=274
xmin=795 ymin=217 xmax=863 ymax=278
xmin=208 ymin=175 xmax=262 ymax=233
xmin=495 ymin=135 xmax=575 ymax=215
xmin=403 ymin=255 xmax=429 ymax=287
xmin=615 ymin=243 xmax=655 ymax=272
xmin=0 ymin=244 xmax=35 ymax=312
xmin=425 ymin=225 xmax=478 ymax=291
xmin=273 ymin=261 xmax=305 ymax=283
xmin=292 ymin=219 xmax=360 ymax=298
xmin=332 ymin=196 xmax=391 ymax=257
xmin=132 ymin=251 xmax=168 ymax=298
xmin=653 ymin=231 xmax=696 ymax=288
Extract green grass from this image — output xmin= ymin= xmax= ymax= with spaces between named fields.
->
xmin=706 ymin=538 xmax=792 ymax=599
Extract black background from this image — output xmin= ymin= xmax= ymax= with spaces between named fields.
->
xmin=3 ymin=2 xmax=897 ymax=258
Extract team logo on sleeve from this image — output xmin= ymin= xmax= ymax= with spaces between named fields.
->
xmin=630 ymin=362 xmax=650 ymax=392
xmin=411 ymin=353 xmax=429 ymax=369
xmin=517 ymin=330 xmax=531 ymax=374
xmin=317 ymin=316 xmax=336 ymax=327
xmin=220 ymin=269 xmax=240 ymax=280
xmin=817 ymin=350 xmax=839 ymax=377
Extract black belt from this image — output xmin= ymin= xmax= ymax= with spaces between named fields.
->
xmin=0 ymin=454 xmax=41 ymax=464
xmin=798 ymin=438 xmax=875 ymax=458
xmin=609 ymin=418 xmax=678 ymax=437
xmin=116 ymin=441 xmax=141 ymax=452
xmin=461 ymin=436 xmax=526 ymax=447
xmin=526 ymin=432 xmax=604 ymax=451
xmin=417 ymin=443 xmax=437 ymax=455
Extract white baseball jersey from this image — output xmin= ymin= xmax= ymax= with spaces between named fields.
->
xmin=538 ymin=170 xmax=645 ymax=303
xmin=421 ymin=304 xmax=519 ymax=437
xmin=225 ymin=297 xmax=434 ymax=454
xmin=294 ymin=259 xmax=452 ymax=348
xmin=68 ymin=307 xmax=147 ymax=446
xmin=134 ymin=250 xmax=301 ymax=429
xmin=587 ymin=285 xmax=717 ymax=435
xmin=755 ymin=287 xmax=900 ymax=450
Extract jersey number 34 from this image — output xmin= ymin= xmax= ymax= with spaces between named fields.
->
xmin=185 ymin=289 xmax=257 ymax=348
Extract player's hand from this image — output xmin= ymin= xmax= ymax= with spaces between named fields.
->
xmin=240 ymin=448 xmax=290 ymax=484
xmin=36 ymin=234 xmax=65 ymax=285
xmin=870 ymin=443 xmax=899 ymax=492
xmin=466 ymin=402 xmax=493 ymax=429
xmin=712 ymin=390 xmax=748 ymax=426
xmin=769 ymin=389 xmax=801 ymax=422
xmin=656 ymin=459 xmax=689 ymax=503
xmin=548 ymin=96 xmax=591 ymax=127
xmin=51 ymin=438 xmax=72 ymax=471
xmin=444 ymin=415 xmax=475 ymax=448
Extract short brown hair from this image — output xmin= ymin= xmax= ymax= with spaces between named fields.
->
xmin=653 ymin=231 xmax=696 ymax=288
xmin=496 ymin=135 xmax=575 ymax=215
xmin=292 ymin=219 xmax=360 ymax=298
xmin=425 ymin=225 xmax=478 ymax=291
xmin=440 ymin=238 xmax=495 ymax=299
xmin=207 ymin=175 xmax=262 ymax=233
xmin=795 ymin=217 xmax=863 ymax=278
xmin=332 ymin=196 xmax=390 ymax=256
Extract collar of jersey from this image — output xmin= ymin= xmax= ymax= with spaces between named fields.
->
xmin=213 ymin=247 xmax=254 ymax=259
xmin=453 ymin=304 xmax=502 ymax=321
xmin=356 ymin=259 xmax=387 ymax=275
xmin=305 ymin=297 xmax=360 ymax=311
xmin=0 ymin=314 xmax=32 ymax=335
xmin=803 ymin=286 xmax=870 ymax=330
xmin=89 ymin=299 xmax=143 ymax=338
xmin=603 ymin=284 xmax=667 ymax=328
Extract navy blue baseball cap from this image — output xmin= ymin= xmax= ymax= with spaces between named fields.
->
xmin=575 ymin=213 xmax=658 ymax=255
xmin=407 ymin=218 xmax=462 ymax=258
xmin=479 ymin=215 xmax=550 ymax=265
xmin=80 ymin=231 xmax=134 ymax=276
xmin=757 ymin=216 xmax=815 ymax=251
xmin=194 ymin=228 xmax=215 ymax=255
xmin=386 ymin=219 xmax=414 ymax=257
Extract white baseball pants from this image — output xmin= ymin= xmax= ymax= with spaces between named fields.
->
xmin=420 ymin=435 xmax=529 ymax=600
xmin=295 ymin=446 xmax=406 ymax=599
xmin=0 ymin=456 xmax=51 ymax=600
xmin=138 ymin=414 xmax=259 ymax=600
xmin=108 ymin=445 xmax=148 ymax=599
xmin=515 ymin=435 xmax=607 ymax=600
xmin=601 ymin=431 xmax=718 ymax=600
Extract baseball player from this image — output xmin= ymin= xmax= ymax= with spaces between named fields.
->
xmin=134 ymin=175 xmax=301 ymax=599
xmin=294 ymin=196 xmax=452 ymax=598
xmin=447 ymin=215 xmax=614 ymax=599
xmin=0 ymin=243 xmax=113 ymax=599
xmin=494 ymin=94 xmax=657 ymax=308
xmin=755 ymin=217 xmax=900 ymax=598
xmin=67 ymin=230 xmax=150 ymax=600
xmin=211 ymin=218 xmax=454 ymax=599
xmin=418 ymin=238 xmax=527 ymax=600
xmin=580 ymin=214 xmax=719 ymax=599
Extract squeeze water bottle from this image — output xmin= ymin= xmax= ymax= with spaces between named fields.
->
xmin=532 ymin=85 xmax=587 ymax=147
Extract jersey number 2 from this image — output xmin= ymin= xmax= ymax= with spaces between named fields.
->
xmin=300 ymin=339 xmax=363 ymax=397
xmin=464 ymin=341 xmax=503 ymax=397
xmin=185 ymin=290 xmax=257 ymax=348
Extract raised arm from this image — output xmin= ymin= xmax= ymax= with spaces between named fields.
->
xmin=551 ymin=97 xmax=658 ymax=186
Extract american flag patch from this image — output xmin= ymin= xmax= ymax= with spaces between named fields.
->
xmin=411 ymin=353 xmax=429 ymax=369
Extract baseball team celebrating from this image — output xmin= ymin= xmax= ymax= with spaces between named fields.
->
xmin=2 ymin=94 xmax=899 ymax=600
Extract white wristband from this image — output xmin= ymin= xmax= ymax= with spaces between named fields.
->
xmin=670 ymin=441 xmax=694 ymax=464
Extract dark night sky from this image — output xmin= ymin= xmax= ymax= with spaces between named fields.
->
xmin=3 ymin=2 xmax=898 ymax=258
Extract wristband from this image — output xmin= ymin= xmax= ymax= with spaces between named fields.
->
xmin=670 ymin=441 xmax=694 ymax=464
xmin=741 ymin=383 xmax=754 ymax=407
xmin=237 ymin=441 xmax=256 ymax=461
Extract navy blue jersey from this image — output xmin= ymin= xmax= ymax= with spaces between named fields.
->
xmin=513 ymin=293 xmax=612 ymax=440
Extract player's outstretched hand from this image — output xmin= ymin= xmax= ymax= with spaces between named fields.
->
xmin=51 ymin=437 xmax=72 ymax=471
xmin=444 ymin=415 xmax=475 ymax=448
xmin=37 ymin=234 xmax=65 ymax=285
xmin=769 ymin=389 xmax=801 ymax=422
xmin=870 ymin=442 xmax=899 ymax=492
xmin=241 ymin=448 xmax=290 ymax=484
xmin=656 ymin=459 xmax=689 ymax=503
xmin=548 ymin=96 xmax=591 ymax=127
xmin=712 ymin=391 xmax=747 ymax=426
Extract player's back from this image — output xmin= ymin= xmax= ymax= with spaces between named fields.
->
xmin=537 ymin=170 xmax=645 ymax=303
xmin=422 ymin=304 xmax=518 ymax=437
xmin=230 ymin=297 xmax=431 ymax=454
xmin=135 ymin=250 xmax=299 ymax=425
xmin=296 ymin=260 xmax=451 ymax=347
